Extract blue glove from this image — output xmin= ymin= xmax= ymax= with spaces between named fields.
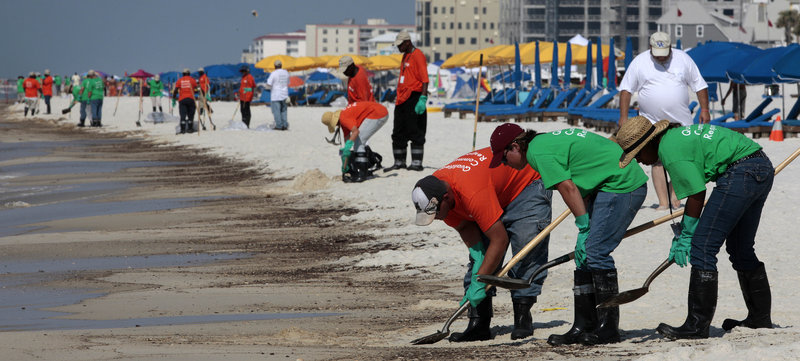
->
xmin=574 ymin=213 xmax=590 ymax=268
xmin=414 ymin=95 xmax=428 ymax=115
xmin=340 ymin=140 xmax=354 ymax=173
xmin=206 ymin=93 xmax=211 ymax=101
xmin=460 ymin=241 xmax=488 ymax=307
xmin=669 ymin=215 xmax=699 ymax=267
xmin=172 ymin=99 xmax=177 ymax=107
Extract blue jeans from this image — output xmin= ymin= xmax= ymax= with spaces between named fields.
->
xmin=464 ymin=179 xmax=553 ymax=300
xmin=90 ymin=99 xmax=103 ymax=120
xmin=691 ymin=156 xmax=773 ymax=272
xmin=79 ymin=101 xmax=88 ymax=122
xmin=271 ymin=100 xmax=288 ymax=129
xmin=580 ymin=185 xmax=647 ymax=271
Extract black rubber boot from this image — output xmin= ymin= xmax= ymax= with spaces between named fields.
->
xmin=24 ymin=108 xmax=28 ymax=117
xmin=449 ymin=297 xmax=492 ymax=342
xmin=657 ymin=268 xmax=718 ymax=339
xmin=408 ymin=144 xmax=424 ymax=171
xmin=579 ymin=269 xmax=621 ymax=345
xmin=352 ymin=152 xmax=369 ymax=183
xmin=383 ymin=146 xmax=407 ymax=172
xmin=548 ymin=270 xmax=597 ymax=345
xmin=153 ymin=106 xmax=157 ymax=112
xmin=511 ymin=296 xmax=536 ymax=340
xmin=159 ymin=106 xmax=163 ymax=113
xmin=722 ymin=262 xmax=772 ymax=331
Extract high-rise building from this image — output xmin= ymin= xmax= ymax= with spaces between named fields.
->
xmin=415 ymin=0 xmax=503 ymax=62
xmin=242 ymin=31 xmax=306 ymax=64
xmin=305 ymin=19 xmax=414 ymax=57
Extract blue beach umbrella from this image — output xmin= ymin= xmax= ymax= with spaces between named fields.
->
xmin=514 ymin=42 xmax=521 ymax=90
xmin=551 ymin=40 xmax=559 ymax=88
xmin=608 ymin=37 xmax=616 ymax=90
xmin=564 ymin=43 xmax=572 ymax=88
xmin=774 ymin=46 xmax=800 ymax=81
xmin=585 ymin=40 xmax=593 ymax=89
xmin=534 ymin=41 xmax=541 ymax=89
xmin=727 ymin=44 xmax=799 ymax=84
xmin=624 ymin=37 xmax=634 ymax=70
xmin=687 ymin=42 xmax=762 ymax=83
xmin=596 ymin=37 xmax=604 ymax=88
xmin=676 ymin=39 xmax=682 ymax=50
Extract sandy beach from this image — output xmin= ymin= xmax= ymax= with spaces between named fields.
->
xmin=2 ymin=88 xmax=800 ymax=360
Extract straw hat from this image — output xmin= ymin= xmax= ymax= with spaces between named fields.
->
xmin=615 ymin=116 xmax=670 ymax=168
xmin=321 ymin=110 xmax=341 ymax=133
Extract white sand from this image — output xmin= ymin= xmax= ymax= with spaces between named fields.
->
xmin=8 ymin=86 xmax=800 ymax=359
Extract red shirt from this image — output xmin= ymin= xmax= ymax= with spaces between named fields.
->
xmin=433 ymin=148 xmax=541 ymax=232
xmin=175 ymin=76 xmax=197 ymax=101
xmin=42 ymin=76 xmax=53 ymax=96
xmin=338 ymin=102 xmax=388 ymax=138
xmin=23 ymin=78 xmax=41 ymax=97
xmin=199 ymin=74 xmax=210 ymax=92
xmin=396 ymin=48 xmax=428 ymax=105
xmin=239 ymin=74 xmax=255 ymax=102
xmin=347 ymin=65 xmax=374 ymax=103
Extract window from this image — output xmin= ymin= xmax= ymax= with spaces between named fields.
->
xmin=442 ymin=22 xmax=445 ymax=29
xmin=458 ymin=37 xmax=465 ymax=44
xmin=450 ymin=22 xmax=454 ymax=29
xmin=483 ymin=7 xmax=486 ymax=14
xmin=474 ymin=7 xmax=478 ymax=14
xmin=696 ymin=25 xmax=704 ymax=38
xmin=466 ymin=23 xmax=470 ymax=29
xmin=322 ymin=29 xmax=328 ymax=35
xmin=434 ymin=37 xmax=441 ymax=44
xmin=348 ymin=29 xmax=353 ymax=35
xmin=433 ymin=7 xmax=437 ymax=14
xmin=322 ymin=47 xmax=328 ymax=52
xmin=446 ymin=37 xmax=452 ymax=44
xmin=433 ymin=22 xmax=437 ymax=30
xmin=483 ymin=23 xmax=486 ymax=30
xmin=348 ymin=38 xmax=353 ymax=43
xmin=675 ymin=25 xmax=683 ymax=38
xmin=349 ymin=47 xmax=354 ymax=52
xmin=470 ymin=37 xmax=477 ymax=44
xmin=323 ymin=38 xmax=328 ymax=43
xmin=458 ymin=23 xmax=462 ymax=29
xmin=490 ymin=23 xmax=494 ymax=29
xmin=446 ymin=52 xmax=452 ymax=59
xmin=450 ymin=7 xmax=454 ymax=14
xmin=723 ymin=9 xmax=734 ymax=16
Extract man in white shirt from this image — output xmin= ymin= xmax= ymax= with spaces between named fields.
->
xmin=618 ymin=32 xmax=709 ymax=210
xmin=267 ymin=60 xmax=290 ymax=130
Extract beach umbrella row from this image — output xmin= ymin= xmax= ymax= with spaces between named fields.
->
xmin=687 ymin=42 xmax=800 ymax=84
xmin=252 ymin=53 xmax=404 ymax=72
xmin=440 ymin=41 xmax=619 ymax=69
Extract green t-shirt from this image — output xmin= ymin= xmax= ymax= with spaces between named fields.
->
xmin=88 ymin=78 xmax=104 ymax=100
xmin=527 ymin=128 xmax=648 ymax=197
xmin=659 ymin=124 xmax=762 ymax=199
xmin=54 ymin=75 xmax=61 ymax=85
xmin=72 ymin=83 xmax=82 ymax=99
xmin=147 ymin=79 xmax=164 ymax=97
xmin=17 ymin=78 xmax=24 ymax=93
xmin=78 ymin=78 xmax=91 ymax=101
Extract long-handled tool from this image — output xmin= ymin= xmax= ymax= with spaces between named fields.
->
xmin=478 ymin=210 xmax=689 ymax=290
xmin=199 ymin=88 xmax=216 ymax=130
xmin=597 ymin=145 xmax=800 ymax=309
xmin=230 ymin=101 xmax=240 ymax=125
xmin=471 ymin=54 xmax=483 ymax=151
xmin=410 ymin=209 xmax=572 ymax=345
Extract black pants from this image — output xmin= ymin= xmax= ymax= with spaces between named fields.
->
xmin=179 ymin=98 xmax=196 ymax=131
xmin=240 ymin=101 xmax=251 ymax=128
xmin=391 ymin=91 xmax=426 ymax=148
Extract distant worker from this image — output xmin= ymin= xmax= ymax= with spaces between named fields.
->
xmin=339 ymin=55 xmax=374 ymax=103
xmin=321 ymin=101 xmax=388 ymax=182
xmin=16 ymin=76 xmax=24 ymax=103
xmin=71 ymin=72 xmax=81 ymax=88
xmin=86 ymin=70 xmax=105 ymax=127
xmin=22 ymin=72 xmax=42 ymax=117
xmin=198 ymin=68 xmax=211 ymax=116
xmin=53 ymin=73 xmax=61 ymax=97
xmin=238 ymin=65 xmax=255 ymax=128
xmin=267 ymin=61 xmax=290 ymax=130
xmin=42 ymin=70 xmax=54 ymax=114
xmin=721 ymin=81 xmax=747 ymax=121
xmin=172 ymin=68 xmax=198 ymax=134
xmin=148 ymin=75 xmax=164 ymax=113
xmin=386 ymin=30 xmax=428 ymax=172
xmin=76 ymin=72 xmax=91 ymax=126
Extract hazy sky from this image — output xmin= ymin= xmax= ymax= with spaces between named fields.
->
xmin=0 ymin=0 xmax=413 ymax=78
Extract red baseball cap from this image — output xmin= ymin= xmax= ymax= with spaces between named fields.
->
xmin=489 ymin=123 xmax=524 ymax=168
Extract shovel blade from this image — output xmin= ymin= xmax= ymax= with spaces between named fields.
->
xmin=597 ymin=287 xmax=648 ymax=308
xmin=410 ymin=331 xmax=449 ymax=345
xmin=477 ymin=275 xmax=530 ymax=290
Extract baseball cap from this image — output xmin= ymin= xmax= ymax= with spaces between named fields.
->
xmin=650 ymin=32 xmax=671 ymax=57
xmin=338 ymin=56 xmax=354 ymax=73
xmin=274 ymin=60 xmax=282 ymax=67
xmin=394 ymin=30 xmax=412 ymax=46
xmin=182 ymin=68 xmax=191 ymax=74
xmin=488 ymin=123 xmax=525 ymax=168
xmin=44 ymin=69 xmax=50 ymax=74
xmin=411 ymin=175 xmax=447 ymax=226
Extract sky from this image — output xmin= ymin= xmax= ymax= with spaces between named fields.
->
xmin=0 ymin=0 xmax=413 ymax=78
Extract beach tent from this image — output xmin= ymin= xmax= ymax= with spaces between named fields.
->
xmin=450 ymin=76 xmax=476 ymax=99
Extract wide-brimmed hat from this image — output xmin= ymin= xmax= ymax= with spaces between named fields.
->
xmin=615 ymin=116 xmax=670 ymax=168
xmin=412 ymin=175 xmax=447 ymax=226
xmin=488 ymin=123 xmax=524 ymax=168
xmin=321 ymin=110 xmax=341 ymax=133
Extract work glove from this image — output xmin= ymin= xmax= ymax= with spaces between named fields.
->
xmin=460 ymin=240 xmax=488 ymax=308
xmin=574 ymin=213 xmax=590 ymax=268
xmin=669 ymin=215 xmax=699 ymax=267
xmin=206 ymin=93 xmax=211 ymax=101
xmin=340 ymin=140 xmax=354 ymax=173
xmin=172 ymin=98 xmax=177 ymax=107
xmin=243 ymin=87 xmax=253 ymax=93
xmin=414 ymin=95 xmax=428 ymax=115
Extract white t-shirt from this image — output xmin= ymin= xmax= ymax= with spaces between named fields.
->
xmin=619 ymin=48 xmax=707 ymax=126
xmin=267 ymin=69 xmax=290 ymax=101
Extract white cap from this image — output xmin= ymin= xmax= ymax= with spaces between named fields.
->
xmin=650 ymin=32 xmax=671 ymax=57
xmin=274 ymin=60 xmax=282 ymax=68
xmin=338 ymin=56 xmax=354 ymax=73
xmin=394 ymin=30 xmax=412 ymax=46
xmin=411 ymin=175 xmax=447 ymax=226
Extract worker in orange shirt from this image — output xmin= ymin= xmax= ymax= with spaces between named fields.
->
xmin=22 ymin=72 xmax=42 ymax=117
xmin=320 ymin=101 xmax=388 ymax=182
xmin=338 ymin=56 xmax=374 ymax=103
xmin=238 ymin=65 xmax=255 ymax=128
xmin=171 ymin=68 xmax=198 ymax=134
xmin=386 ymin=30 xmax=429 ymax=172
xmin=197 ymin=67 xmax=211 ymax=116
xmin=41 ymin=69 xmax=54 ymax=114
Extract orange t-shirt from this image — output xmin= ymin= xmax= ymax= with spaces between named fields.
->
xmin=338 ymin=102 xmax=388 ymax=138
xmin=396 ymin=48 xmax=428 ymax=105
xmin=199 ymin=74 xmax=210 ymax=92
xmin=239 ymin=74 xmax=255 ymax=102
xmin=433 ymin=148 xmax=541 ymax=232
xmin=347 ymin=65 xmax=374 ymax=103
xmin=42 ymin=76 xmax=53 ymax=96
xmin=175 ymin=76 xmax=197 ymax=101
xmin=23 ymin=78 xmax=41 ymax=97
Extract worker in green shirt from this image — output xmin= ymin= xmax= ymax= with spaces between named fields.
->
xmin=489 ymin=123 xmax=648 ymax=346
xmin=16 ymin=76 xmax=24 ymax=103
xmin=54 ymin=75 xmax=61 ymax=96
xmin=86 ymin=70 xmax=104 ymax=127
xmin=148 ymin=75 xmax=165 ymax=113
xmin=76 ymin=72 xmax=92 ymax=127
xmin=616 ymin=116 xmax=774 ymax=340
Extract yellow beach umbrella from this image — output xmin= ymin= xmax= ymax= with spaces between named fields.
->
xmin=365 ymin=55 xmax=401 ymax=71
xmin=287 ymin=56 xmax=322 ymax=71
xmin=255 ymin=54 xmax=296 ymax=71
xmin=323 ymin=54 xmax=372 ymax=69
xmin=440 ymin=50 xmax=475 ymax=69
xmin=461 ymin=45 xmax=512 ymax=68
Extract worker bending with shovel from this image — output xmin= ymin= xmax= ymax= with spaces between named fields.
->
xmin=489 ymin=123 xmax=648 ymax=345
xmin=615 ymin=117 xmax=774 ymax=339
xmin=411 ymin=144 xmax=552 ymax=342
xmin=321 ymin=101 xmax=388 ymax=183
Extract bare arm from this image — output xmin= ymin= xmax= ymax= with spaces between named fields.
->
xmin=684 ymin=190 xmax=705 ymax=219
xmin=555 ymin=179 xmax=587 ymax=218
xmin=348 ymin=127 xmax=360 ymax=142
xmin=697 ymin=88 xmax=710 ymax=124
xmin=618 ymin=90 xmax=632 ymax=126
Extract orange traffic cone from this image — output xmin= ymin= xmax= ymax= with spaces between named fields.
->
xmin=770 ymin=115 xmax=784 ymax=142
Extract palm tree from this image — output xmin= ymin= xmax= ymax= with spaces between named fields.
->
xmin=776 ymin=9 xmax=800 ymax=44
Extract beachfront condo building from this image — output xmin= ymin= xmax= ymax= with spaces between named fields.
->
xmin=305 ymin=19 xmax=415 ymax=57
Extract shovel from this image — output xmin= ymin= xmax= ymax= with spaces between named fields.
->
xmin=410 ymin=209 xmax=572 ymax=345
